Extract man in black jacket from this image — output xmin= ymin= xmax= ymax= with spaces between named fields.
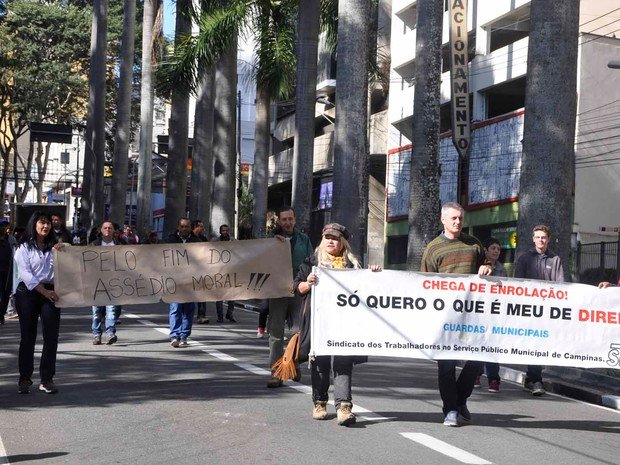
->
xmin=167 ymin=218 xmax=200 ymax=347
xmin=192 ymin=220 xmax=210 ymax=324
xmin=214 ymin=224 xmax=236 ymax=323
xmin=51 ymin=214 xmax=72 ymax=243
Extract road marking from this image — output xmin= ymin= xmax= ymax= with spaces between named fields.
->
xmin=400 ymin=433 xmax=492 ymax=464
xmin=126 ymin=312 xmax=620 ymax=414
xmin=132 ymin=315 xmax=418 ymax=425
xmin=0 ymin=431 xmax=10 ymax=464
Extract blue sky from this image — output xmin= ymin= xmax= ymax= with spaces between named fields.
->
xmin=163 ymin=0 xmax=175 ymax=39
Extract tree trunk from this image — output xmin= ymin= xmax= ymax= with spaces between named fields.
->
xmin=251 ymin=85 xmax=270 ymax=238
xmin=210 ymin=41 xmax=238 ymax=238
xmin=291 ymin=0 xmax=320 ymax=234
xmin=163 ymin=0 xmax=192 ymax=236
xmin=110 ymin=0 xmax=136 ymax=227
xmin=405 ymin=0 xmax=443 ymax=271
xmin=82 ymin=0 xmax=108 ymax=231
xmin=189 ymin=65 xmax=216 ymax=232
xmin=516 ymin=0 xmax=579 ymax=275
xmin=136 ymin=0 xmax=156 ymax=238
xmin=331 ymin=0 xmax=371 ymax=260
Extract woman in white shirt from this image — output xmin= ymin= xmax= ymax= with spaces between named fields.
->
xmin=14 ymin=211 xmax=64 ymax=394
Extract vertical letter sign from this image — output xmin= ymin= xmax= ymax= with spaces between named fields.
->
xmin=449 ymin=0 xmax=471 ymax=159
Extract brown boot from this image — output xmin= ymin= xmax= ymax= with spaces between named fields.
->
xmin=337 ymin=402 xmax=356 ymax=426
xmin=312 ymin=401 xmax=328 ymax=420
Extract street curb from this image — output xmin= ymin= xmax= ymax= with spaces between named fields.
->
xmin=499 ymin=366 xmax=620 ymax=410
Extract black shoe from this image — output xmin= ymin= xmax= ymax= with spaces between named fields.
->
xmin=39 ymin=382 xmax=58 ymax=394
xmin=458 ymin=404 xmax=471 ymax=422
xmin=225 ymin=315 xmax=237 ymax=323
xmin=0 ymin=314 xmax=4 ymax=325
xmin=216 ymin=317 xmax=224 ymax=323
xmin=18 ymin=378 xmax=32 ymax=394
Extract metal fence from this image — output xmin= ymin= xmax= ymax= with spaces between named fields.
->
xmin=576 ymin=240 xmax=620 ymax=284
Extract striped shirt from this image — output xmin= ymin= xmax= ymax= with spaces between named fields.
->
xmin=420 ymin=233 xmax=486 ymax=274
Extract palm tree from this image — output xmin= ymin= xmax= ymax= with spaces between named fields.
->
xmin=250 ymin=1 xmax=296 ymax=237
xmin=291 ymin=0 xmax=320 ymax=234
xmin=82 ymin=0 xmax=108 ymax=232
xmin=251 ymin=85 xmax=270 ymax=237
xmin=330 ymin=0 xmax=371 ymax=259
xmin=158 ymin=0 xmax=296 ymax=238
xmin=210 ymin=42 xmax=238 ymax=236
xmin=405 ymin=0 xmax=443 ymax=271
xmin=189 ymin=65 xmax=215 ymax=232
xmin=109 ymin=0 xmax=136 ymax=227
xmin=136 ymin=0 xmax=159 ymax=238
xmin=163 ymin=0 xmax=192 ymax=237
xmin=516 ymin=0 xmax=580 ymax=271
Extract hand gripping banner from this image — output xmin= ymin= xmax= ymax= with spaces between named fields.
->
xmin=53 ymin=238 xmax=293 ymax=307
xmin=310 ymin=269 xmax=620 ymax=369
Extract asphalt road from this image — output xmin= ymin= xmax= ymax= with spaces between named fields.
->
xmin=0 ymin=303 xmax=618 ymax=465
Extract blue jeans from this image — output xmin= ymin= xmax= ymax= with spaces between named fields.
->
xmin=169 ymin=302 xmax=195 ymax=339
xmin=92 ymin=305 xmax=119 ymax=336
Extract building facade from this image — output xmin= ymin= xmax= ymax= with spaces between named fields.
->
xmin=386 ymin=0 xmax=620 ymax=269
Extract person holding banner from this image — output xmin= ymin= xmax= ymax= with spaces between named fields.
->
xmin=514 ymin=224 xmax=565 ymax=397
xmin=266 ymin=207 xmax=313 ymax=388
xmin=295 ymin=223 xmax=381 ymax=426
xmin=14 ymin=211 xmax=65 ymax=394
xmin=421 ymin=202 xmax=492 ymax=427
xmin=90 ymin=221 xmax=122 ymax=345
xmin=166 ymin=218 xmax=200 ymax=347
xmin=474 ymin=237 xmax=508 ymax=393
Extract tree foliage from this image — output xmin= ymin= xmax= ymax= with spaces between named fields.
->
xmin=157 ymin=0 xmax=296 ymax=100
xmin=0 ymin=0 xmax=91 ymax=200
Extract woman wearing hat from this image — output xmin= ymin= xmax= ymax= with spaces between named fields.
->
xmin=294 ymin=223 xmax=380 ymax=426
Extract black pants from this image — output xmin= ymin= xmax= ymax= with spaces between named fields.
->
xmin=0 ymin=270 xmax=11 ymax=321
xmin=437 ymin=360 xmax=483 ymax=414
xmin=216 ymin=301 xmax=234 ymax=318
xmin=196 ymin=302 xmax=207 ymax=318
xmin=258 ymin=305 xmax=269 ymax=329
xmin=525 ymin=365 xmax=543 ymax=383
xmin=15 ymin=283 xmax=60 ymax=384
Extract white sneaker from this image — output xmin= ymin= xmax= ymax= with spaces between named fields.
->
xmin=531 ymin=381 xmax=546 ymax=396
xmin=443 ymin=410 xmax=459 ymax=427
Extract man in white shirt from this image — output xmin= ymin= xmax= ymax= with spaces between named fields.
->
xmin=90 ymin=221 xmax=121 ymax=345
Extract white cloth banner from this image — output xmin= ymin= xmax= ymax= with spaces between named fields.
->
xmin=310 ymin=269 xmax=620 ymax=369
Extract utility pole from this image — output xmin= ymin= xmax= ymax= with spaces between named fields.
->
xmin=237 ymin=89 xmax=242 ymax=236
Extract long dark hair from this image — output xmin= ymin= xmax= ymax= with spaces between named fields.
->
xmin=21 ymin=211 xmax=55 ymax=252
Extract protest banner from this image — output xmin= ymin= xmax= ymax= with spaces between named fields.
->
xmin=310 ymin=269 xmax=620 ymax=369
xmin=54 ymin=238 xmax=292 ymax=307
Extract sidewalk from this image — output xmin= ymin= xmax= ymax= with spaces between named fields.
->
xmin=495 ymin=364 xmax=620 ymax=410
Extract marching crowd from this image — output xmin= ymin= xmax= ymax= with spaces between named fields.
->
xmin=0 ymin=203 xmax=616 ymax=427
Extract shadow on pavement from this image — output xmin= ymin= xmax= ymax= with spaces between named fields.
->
xmin=3 ymin=452 xmax=69 ymax=463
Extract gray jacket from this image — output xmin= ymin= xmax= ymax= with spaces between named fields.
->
xmin=514 ymin=248 xmax=565 ymax=282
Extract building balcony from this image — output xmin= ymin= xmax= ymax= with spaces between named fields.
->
xmin=269 ymin=132 xmax=335 ymax=187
